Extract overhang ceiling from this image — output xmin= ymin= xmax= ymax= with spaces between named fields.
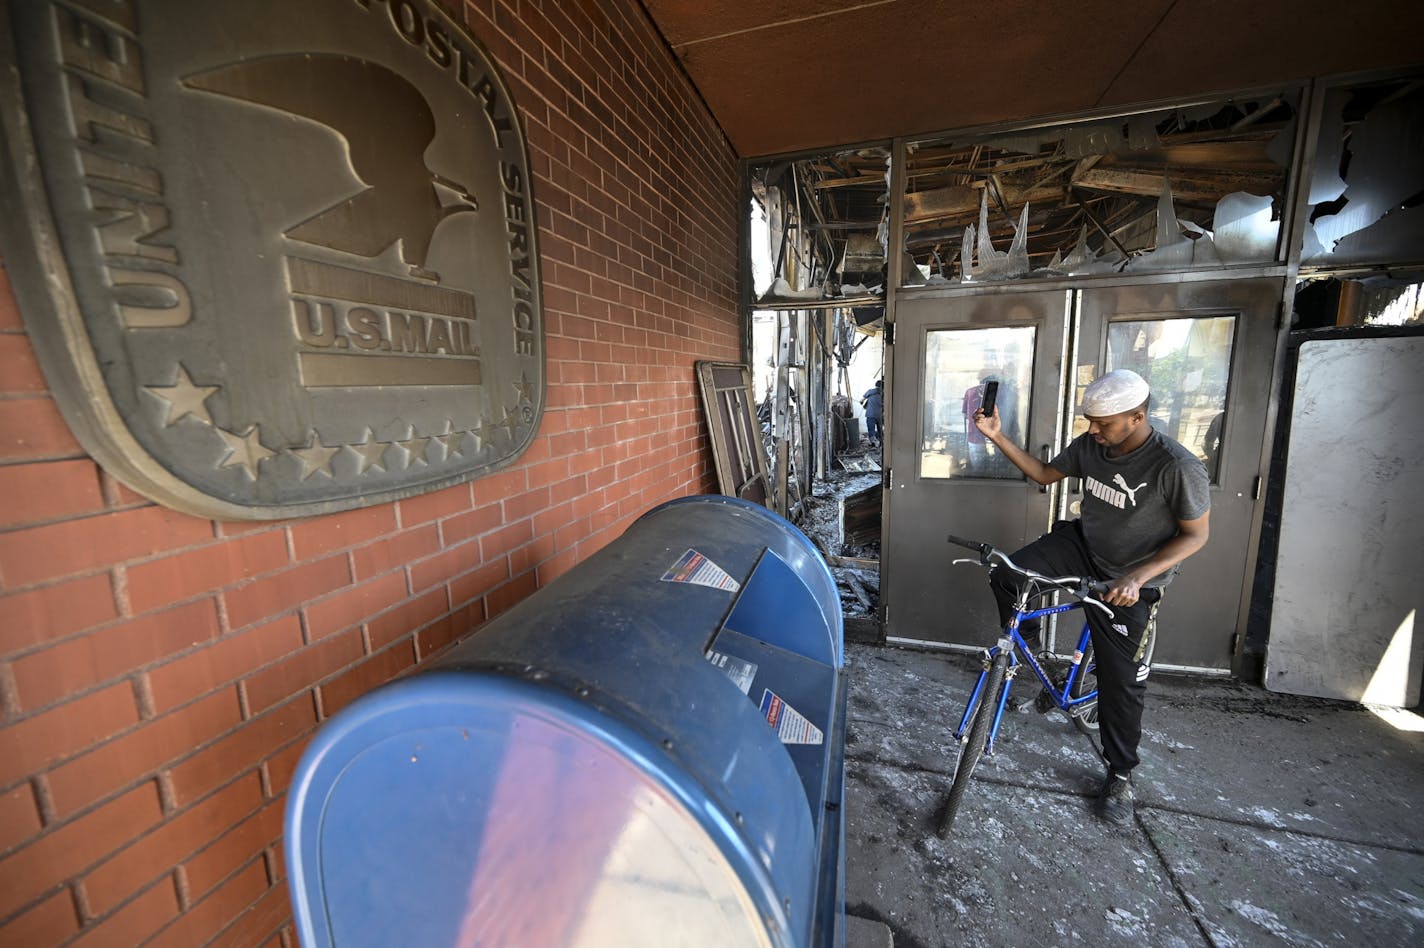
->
xmin=643 ymin=0 xmax=1424 ymax=158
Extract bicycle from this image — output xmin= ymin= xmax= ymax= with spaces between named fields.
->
xmin=935 ymin=533 xmax=1133 ymax=837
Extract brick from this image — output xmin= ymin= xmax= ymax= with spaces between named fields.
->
xmin=126 ymin=531 xmax=290 ymax=615
xmin=396 ymin=483 xmax=471 ymax=526
xmin=183 ymin=799 xmax=283 ymax=899
xmin=447 ymin=558 xmax=508 ymax=610
xmin=303 ymin=570 xmax=408 ymax=641
xmin=260 ymin=734 xmax=310 ymax=798
xmin=0 ymin=506 xmax=212 ymax=588
xmin=415 ymin=603 xmax=479 ymax=661
xmin=0 ymin=333 xmax=47 ymax=393
xmin=0 ymin=682 xmax=139 ymax=788
xmin=146 ymin=859 xmax=268 ymax=948
xmin=11 ymin=598 xmax=221 ymax=712
xmin=70 ymin=876 xmax=180 ymax=948
xmin=289 ymin=504 xmax=396 ymax=560
xmin=0 ymin=395 xmax=81 ymax=458
xmin=0 ymin=781 xmax=163 ymax=920
xmin=147 ymin=616 xmax=304 ymax=714
xmin=366 ymin=587 xmax=447 ymax=652
xmin=480 ymin=519 xmax=534 ymax=563
xmin=0 ymin=890 xmax=80 ymax=947
xmin=352 ymin=523 xmax=439 ymax=580
xmin=503 ymin=485 xmax=550 ymax=521
xmin=486 ymin=571 xmax=539 ymax=620
xmin=243 ymin=629 xmax=363 ymax=715
xmin=169 ymin=696 xmax=317 ymax=807
xmin=47 ymin=689 xmax=242 ymax=817
xmin=82 ymin=773 xmax=264 ymax=916
xmin=0 ymin=573 xmax=117 ymax=656
xmin=222 ymin=555 xmax=351 ymax=631
xmin=209 ymin=877 xmax=290 ymax=948
xmin=319 ymin=643 xmax=416 ymax=717
xmin=0 ymin=264 xmax=19 ymax=330
xmin=408 ymin=540 xmax=483 ymax=593
xmin=0 ymin=782 xmax=41 ymax=854
xmin=0 ymin=460 xmax=105 ymax=529
xmin=439 ymin=499 xmax=504 ymax=546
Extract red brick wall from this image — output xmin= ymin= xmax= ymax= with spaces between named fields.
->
xmin=0 ymin=1 xmax=740 ymax=943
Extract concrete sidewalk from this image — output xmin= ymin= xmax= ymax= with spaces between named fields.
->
xmin=842 ymin=642 xmax=1424 ymax=947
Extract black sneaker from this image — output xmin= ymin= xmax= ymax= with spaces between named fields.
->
xmin=1096 ymin=772 xmax=1134 ymax=825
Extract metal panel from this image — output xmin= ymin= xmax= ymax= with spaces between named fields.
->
xmin=1076 ymin=278 xmax=1284 ymax=669
xmin=1266 ymin=337 xmax=1424 ymax=706
xmin=696 ymin=361 xmax=772 ymax=506
xmin=883 ymin=289 xmax=1069 ymax=647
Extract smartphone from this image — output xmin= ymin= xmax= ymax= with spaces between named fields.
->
xmin=980 ymin=380 xmax=999 ymax=418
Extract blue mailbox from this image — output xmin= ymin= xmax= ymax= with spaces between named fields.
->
xmin=286 ymin=495 xmax=846 ymax=947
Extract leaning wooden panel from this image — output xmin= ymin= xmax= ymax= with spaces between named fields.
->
xmin=695 ymin=361 xmax=770 ymax=507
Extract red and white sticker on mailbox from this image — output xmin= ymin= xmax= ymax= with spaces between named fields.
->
xmin=759 ymin=689 xmax=824 ymax=745
xmin=661 ymin=549 xmax=740 ymax=591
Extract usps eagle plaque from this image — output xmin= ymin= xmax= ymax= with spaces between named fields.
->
xmin=0 ymin=0 xmax=544 ymax=519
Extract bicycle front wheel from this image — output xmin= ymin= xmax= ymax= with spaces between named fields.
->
xmin=937 ymin=652 xmax=1007 ymax=837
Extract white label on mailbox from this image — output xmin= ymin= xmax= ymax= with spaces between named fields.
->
xmin=759 ymin=689 xmax=824 ymax=745
xmin=706 ymin=650 xmax=757 ymax=694
xmin=661 ymin=549 xmax=740 ymax=591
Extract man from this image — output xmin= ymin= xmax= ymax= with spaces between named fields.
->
xmin=861 ymin=379 xmax=883 ymax=445
xmin=972 ymin=369 xmax=1210 ymax=824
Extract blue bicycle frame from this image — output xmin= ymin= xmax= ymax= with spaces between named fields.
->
xmin=955 ymin=599 xmax=1098 ymax=755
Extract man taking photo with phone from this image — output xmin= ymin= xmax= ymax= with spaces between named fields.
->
xmin=971 ymin=368 xmax=1211 ymax=824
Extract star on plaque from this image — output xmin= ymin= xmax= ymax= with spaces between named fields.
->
xmin=435 ymin=421 xmax=466 ymax=459
xmin=216 ymin=425 xmax=275 ymax=480
xmin=290 ymin=432 xmax=341 ymax=480
xmin=346 ymin=430 xmax=390 ymax=474
xmin=399 ymin=428 xmax=433 ymax=467
xmin=471 ymin=416 xmax=498 ymax=449
xmin=498 ymin=406 xmax=521 ymax=437
xmin=146 ymin=364 xmax=220 ymax=426
xmin=512 ymin=371 xmax=535 ymax=405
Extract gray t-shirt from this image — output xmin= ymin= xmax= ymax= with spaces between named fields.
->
xmin=1049 ymin=427 xmax=1210 ymax=587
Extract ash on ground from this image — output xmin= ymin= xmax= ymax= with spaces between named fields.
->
xmin=798 ymin=460 xmax=882 ymax=620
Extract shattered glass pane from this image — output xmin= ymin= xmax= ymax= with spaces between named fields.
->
xmin=1304 ymin=78 xmax=1424 ymax=267
xmin=901 ymin=94 xmax=1297 ymax=285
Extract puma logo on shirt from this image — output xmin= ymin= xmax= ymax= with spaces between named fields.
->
xmin=1084 ymin=474 xmax=1149 ymax=509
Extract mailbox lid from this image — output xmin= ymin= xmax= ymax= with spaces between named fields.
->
xmin=287 ymin=672 xmax=795 ymax=948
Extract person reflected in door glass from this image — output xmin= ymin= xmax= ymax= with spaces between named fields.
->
xmin=972 ymin=368 xmax=1211 ymax=826
xmin=962 ymin=371 xmax=1017 ymax=477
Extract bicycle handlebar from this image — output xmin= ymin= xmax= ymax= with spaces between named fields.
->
xmin=946 ymin=533 xmax=1113 ymax=613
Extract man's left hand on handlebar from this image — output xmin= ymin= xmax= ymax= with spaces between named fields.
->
xmin=1103 ymin=574 xmax=1144 ymax=607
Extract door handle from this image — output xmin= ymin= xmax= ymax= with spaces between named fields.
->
xmin=1039 ymin=445 xmax=1050 ymax=494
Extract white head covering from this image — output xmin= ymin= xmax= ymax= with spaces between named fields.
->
xmin=1080 ymin=369 xmax=1149 ymax=416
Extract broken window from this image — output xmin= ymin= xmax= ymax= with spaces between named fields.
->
xmin=1301 ymin=76 xmax=1424 ymax=268
xmin=900 ymin=94 xmax=1299 ymax=284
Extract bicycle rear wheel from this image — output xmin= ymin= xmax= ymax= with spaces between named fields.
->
xmin=1069 ymin=642 xmax=1099 ymax=738
xmin=936 ymin=652 xmax=1007 ymax=837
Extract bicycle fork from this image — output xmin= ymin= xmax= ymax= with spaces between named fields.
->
xmin=955 ymin=636 xmax=1016 ymax=755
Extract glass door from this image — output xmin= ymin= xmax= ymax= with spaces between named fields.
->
xmin=1075 ymin=279 xmax=1285 ymax=670
xmin=884 ymin=289 xmax=1069 ymax=647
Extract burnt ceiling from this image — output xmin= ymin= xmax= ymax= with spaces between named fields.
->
xmin=643 ymin=0 xmax=1424 ymax=160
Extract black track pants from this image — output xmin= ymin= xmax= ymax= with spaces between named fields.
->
xmin=988 ymin=520 xmax=1161 ymax=775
